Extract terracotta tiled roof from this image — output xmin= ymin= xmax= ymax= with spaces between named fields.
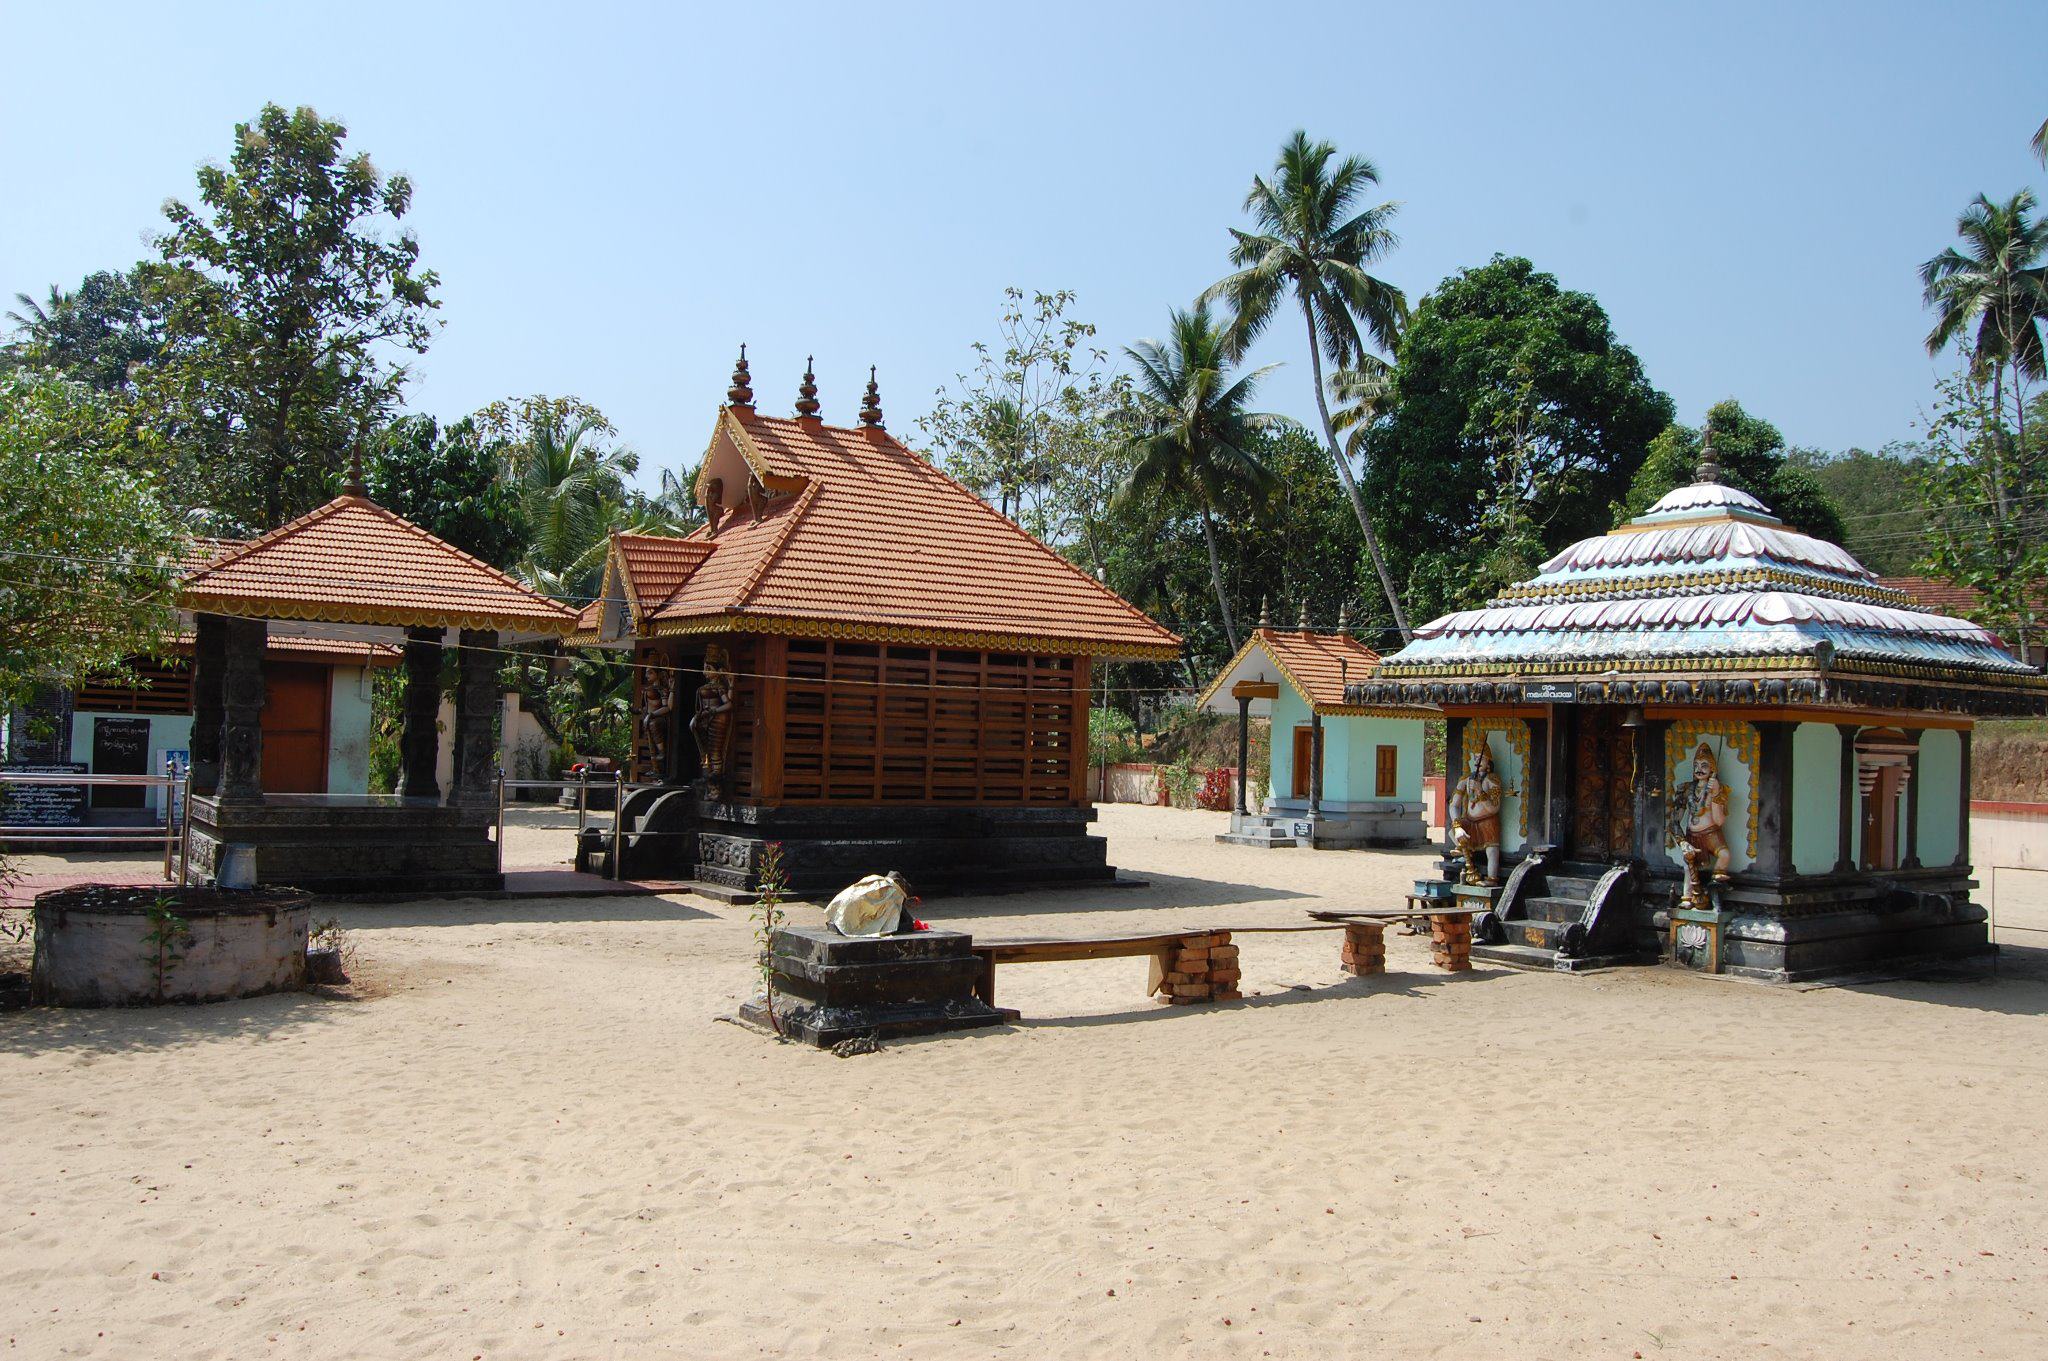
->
xmin=566 ymin=600 xmax=606 ymax=648
xmin=1880 ymin=576 xmax=1990 ymax=617
xmin=609 ymin=533 xmax=719 ymax=628
xmin=179 ymin=495 xmax=578 ymax=635
xmin=642 ymin=408 xmax=1180 ymax=660
xmin=1197 ymin=627 xmax=1391 ymax=715
xmin=159 ymin=632 xmax=402 ymax=669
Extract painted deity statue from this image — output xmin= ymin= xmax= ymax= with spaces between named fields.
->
xmin=638 ymin=667 xmax=677 ymax=780
xmin=1669 ymin=740 xmax=1732 ymax=910
xmin=691 ymin=645 xmax=738 ymax=798
xmin=1449 ymin=743 xmax=1504 ymax=886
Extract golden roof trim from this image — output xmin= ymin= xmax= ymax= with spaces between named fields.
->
xmin=647 ymin=610 xmax=1181 ymax=660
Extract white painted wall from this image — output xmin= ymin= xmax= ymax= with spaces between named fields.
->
xmin=326 ymin=665 xmax=372 ymax=796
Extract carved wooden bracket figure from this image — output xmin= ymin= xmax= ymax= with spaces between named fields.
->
xmin=638 ymin=666 xmax=677 ymax=781
xmin=690 ymin=645 xmax=738 ymax=799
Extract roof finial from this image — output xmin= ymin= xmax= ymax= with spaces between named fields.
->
xmin=727 ymin=343 xmax=754 ymax=408
xmin=1297 ymin=599 xmax=1312 ymax=632
xmin=795 ymin=357 xmax=821 ymax=420
xmin=343 ymin=441 xmax=366 ymax=498
xmin=858 ymin=365 xmax=884 ymax=429
xmin=1258 ymin=596 xmax=1271 ymax=629
xmin=1696 ymin=420 xmax=1723 ymax=485
xmin=1337 ymin=602 xmax=1351 ymax=633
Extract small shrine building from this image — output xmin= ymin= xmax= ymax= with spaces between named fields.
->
xmin=1345 ymin=438 xmax=2047 ymax=980
xmin=175 ymin=481 xmax=579 ymax=893
xmin=1195 ymin=605 xmax=1431 ymax=849
xmin=579 ymin=354 xmax=1182 ymax=898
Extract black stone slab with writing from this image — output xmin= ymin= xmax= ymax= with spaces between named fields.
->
xmin=3 ymin=762 xmax=88 ymax=828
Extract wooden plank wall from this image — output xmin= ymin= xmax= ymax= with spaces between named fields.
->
xmin=769 ymin=638 xmax=1087 ymax=806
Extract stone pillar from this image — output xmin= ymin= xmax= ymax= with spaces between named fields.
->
xmin=1309 ymin=713 xmax=1324 ymax=820
xmin=189 ymin=613 xmax=227 ymax=796
xmin=1442 ymin=716 xmax=1467 ymax=856
xmin=396 ymin=626 xmax=444 ymax=801
xmin=1538 ymin=711 xmax=1574 ymax=852
xmin=1834 ymin=724 xmax=1860 ymax=873
xmin=1235 ymin=694 xmax=1252 ymax=816
xmin=1753 ymin=721 xmax=1795 ymax=882
xmin=450 ymin=628 xmax=500 ymax=807
xmin=1633 ymin=718 xmax=1671 ymax=866
xmin=1902 ymin=730 xmax=1924 ymax=869
xmin=1957 ymin=729 xmax=1973 ymax=868
xmin=216 ymin=616 xmax=268 ymax=802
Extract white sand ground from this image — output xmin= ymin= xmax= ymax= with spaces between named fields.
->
xmin=2 ymin=804 xmax=2045 ymax=1359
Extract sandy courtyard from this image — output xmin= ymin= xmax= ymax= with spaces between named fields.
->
xmin=3 ymin=803 xmax=2045 ymax=1359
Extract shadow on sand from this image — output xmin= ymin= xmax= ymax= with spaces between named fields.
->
xmin=334 ymin=894 xmax=723 ymax=931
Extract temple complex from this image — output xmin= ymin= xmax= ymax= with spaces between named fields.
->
xmin=581 ymin=353 xmax=1181 ymax=897
xmin=175 ymin=476 xmax=579 ymax=893
xmin=1346 ymin=435 xmax=2048 ymax=980
xmin=1196 ymin=602 xmax=1430 ymax=849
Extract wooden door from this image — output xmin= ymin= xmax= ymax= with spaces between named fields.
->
xmin=1860 ymin=765 xmax=1902 ymax=870
xmin=259 ymin=662 xmax=330 ymax=794
xmin=1568 ymin=708 xmax=1635 ymax=861
xmin=1291 ymin=725 xmax=1315 ymax=800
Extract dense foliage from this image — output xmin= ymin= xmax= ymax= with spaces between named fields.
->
xmin=1618 ymin=399 xmax=1846 ymax=543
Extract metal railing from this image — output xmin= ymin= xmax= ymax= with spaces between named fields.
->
xmin=0 ymin=761 xmax=188 ymax=884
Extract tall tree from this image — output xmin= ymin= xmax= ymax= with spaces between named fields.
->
xmin=1361 ymin=256 xmax=1673 ymax=622
xmin=1110 ymin=304 xmax=1289 ymax=651
xmin=488 ymin=399 xmax=639 ymax=598
xmin=140 ymin=103 xmax=440 ymax=528
xmin=1920 ymin=189 xmax=2048 ymax=462
xmin=1618 ymin=400 xmax=1845 ymax=542
xmin=2 ymin=268 xmax=164 ymax=393
xmin=1918 ymin=369 xmax=2048 ymax=656
xmin=1788 ymin=443 xmax=1933 ymax=576
xmin=1204 ymin=131 xmax=1411 ymax=639
xmin=368 ymin=415 xmax=528 ymax=569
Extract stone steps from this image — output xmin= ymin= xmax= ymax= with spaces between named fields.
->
xmin=1524 ymin=894 xmax=1589 ymax=923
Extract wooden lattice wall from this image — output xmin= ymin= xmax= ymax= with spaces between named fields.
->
xmin=749 ymin=637 xmax=1089 ymax=806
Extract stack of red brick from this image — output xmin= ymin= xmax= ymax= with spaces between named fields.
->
xmin=1429 ymin=915 xmax=1473 ymax=971
xmin=1156 ymin=932 xmax=1242 ymax=1003
xmin=1340 ymin=923 xmax=1387 ymax=976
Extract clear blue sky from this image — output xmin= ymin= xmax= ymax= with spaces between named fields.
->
xmin=4 ymin=1 xmax=2044 ymax=488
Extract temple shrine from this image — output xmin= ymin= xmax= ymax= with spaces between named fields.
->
xmin=1345 ymin=433 xmax=2048 ymax=980
xmin=1195 ymin=602 xmax=1431 ymax=849
xmin=175 ymin=472 xmax=579 ymax=893
xmin=578 ymin=353 xmax=1181 ymax=897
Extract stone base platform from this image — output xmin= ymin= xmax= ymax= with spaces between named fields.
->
xmin=738 ymin=926 xmax=1005 ymax=1047
xmin=185 ymin=794 xmax=503 ymax=896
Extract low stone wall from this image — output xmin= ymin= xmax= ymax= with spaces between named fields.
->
xmin=1973 ymin=800 xmax=2048 ymax=939
xmin=31 ymin=885 xmax=310 ymax=1007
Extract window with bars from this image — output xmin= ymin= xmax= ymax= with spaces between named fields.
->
xmin=74 ymin=657 xmax=194 ymax=715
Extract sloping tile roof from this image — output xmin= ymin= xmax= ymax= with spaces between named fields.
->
xmin=641 ymin=408 xmax=1180 ymax=659
xmin=158 ymin=632 xmax=403 ymax=669
xmin=1196 ymin=628 xmax=1396 ymax=715
xmin=179 ymin=495 xmax=578 ymax=635
xmin=610 ymin=533 xmax=718 ymax=628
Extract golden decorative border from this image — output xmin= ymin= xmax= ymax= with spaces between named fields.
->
xmin=1666 ymin=717 xmax=1760 ymax=862
xmin=1462 ymin=716 xmax=1531 ymax=838
xmin=177 ymin=590 xmax=578 ymax=636
xmin=646 ymin=611 xmax=1182 ymax=660
xmin=1492 ymin=567 xmax=1908 ymax=608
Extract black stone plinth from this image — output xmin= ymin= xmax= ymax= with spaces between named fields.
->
xmin=738 ymin=927 xmax=1004 ymax=1047
xmin=185 ymin=794 xmax=503 ymax=896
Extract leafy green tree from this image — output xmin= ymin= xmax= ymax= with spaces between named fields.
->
xmin=1917 ymin=368 xmax=2047 ymax=655
xmin=3 ymin=268 xmax=164 ymax=392
xmin=368 ymin=415 xmax=528 ymax=569
xmin=1618 ymin=400 xmax=1846 ymax=542
xmin=920 ymin=288 xmax=1138 ymax=553
xmin=1203 ymin=131 xmax=1412 ymax=638
xmin=481 ymin=396 xmax=640 ymax=597
xmin=0 ymin=369 xmax=187 ymax=716
xmin=139 ymin=103 xmax=440 ymax=528
xmin=1787 ymin=443 xmax=1933 ymax=576
xmin=1111 ymin=304 xmax=1290 ymax=651
xmin=1920 ymin=189 xmax=2048 ymax=457
xmin=1362 ymin=256 xmax=1673 ymax=620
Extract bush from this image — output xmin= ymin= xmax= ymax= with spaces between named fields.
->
xmin=1196 ymin=767 xmax=1234 ymax=811
xmin=1089 ymin=707 xmax=1146 ymax=765
xmin=1157 ymin=762 xmax=1201 ymax=809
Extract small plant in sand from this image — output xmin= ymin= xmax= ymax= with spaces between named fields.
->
xmin=309 ymin=915 xmax=354 ymax=967
xmin=1157 ymin=761 xmax=1200 ymax=809
xmin=140 ymin=894 xmax=192 ymax=1003
xmin=750 ymin=842 xmax=789 ymax=1037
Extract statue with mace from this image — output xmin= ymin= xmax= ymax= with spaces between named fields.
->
xmin=691 ymin=644 xmax=738 ymax=799
xmin=637 ymin=666 xmax=678 ymax=781
xmin=1449 ymin=742 xmax=1505 ymax=886
xmin=1669 ymin=740 xmax=1732 ymax=910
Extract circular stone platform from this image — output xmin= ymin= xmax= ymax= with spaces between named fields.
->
xmin=30 ymin=884 xmax=312 ymax=1007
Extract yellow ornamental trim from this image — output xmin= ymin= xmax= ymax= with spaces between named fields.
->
xmin=176 ymin=589 xmax=577 ymax=637
xmin=646 ymin=611 xmax=1181 ymax=660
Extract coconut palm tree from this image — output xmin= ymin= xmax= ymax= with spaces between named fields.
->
xmin=1204 ymin=131 xmax=1412 ymax=641
xmin=1112 ymin=303 xmax=1290 ymax=652
xmin=1920 ymin=188 xmax=2048 ymax=453
xmin=1327 ymin=358 xmax=1397 ymax=466
xmin=507 ymin=412 xmax=639 ymax=598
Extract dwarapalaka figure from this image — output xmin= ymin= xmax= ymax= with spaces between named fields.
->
xmin=1450 ymin=743 xmax=1504 ymax=886
xmin=1669 ymin=740 xmax=1732 ymax=910
xmin=691 ymin=645 xmax=737 ymax=798
xmin=638 ymin=668 xmax=676 ymax=778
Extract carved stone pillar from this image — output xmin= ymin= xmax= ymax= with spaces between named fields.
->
xmin=189 ymin=613 xmax=227 ymax=796
xmin=1835 ymin=724 xmax=1859 ymax=873
xmin=1235 ymin=694 xmax=1252 ymax=816
xmin=397 ymin=627 xmax=444 ymax=801
xmin=1632 ymin=718 xmax=1671 ymax=866
xmin=1752 ymin=721 xmax=1795 ymax=882
xmin=216 ymin=616 xmax=268 ymax=802
xmin=450 ymin=628 xmax=500 ymax=807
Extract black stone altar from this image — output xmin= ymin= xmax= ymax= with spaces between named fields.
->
xmin=739 ymin=926 xmax=1004 ymax=1047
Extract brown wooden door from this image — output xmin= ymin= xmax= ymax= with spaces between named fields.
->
xmin=1568 ymin=708 xmax=1635 ymax=861
xmin=1860 ymin=765 xmax=1902 ymax=870
xmin=259 ymin=662 xmax=330 ymax=794
xmin=1291 ymin=725 xmax=1315 ymax=800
